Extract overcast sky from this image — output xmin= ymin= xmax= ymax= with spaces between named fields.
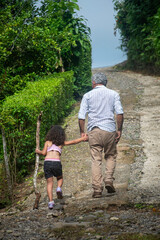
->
xmin=76 ymin=0 xmax=127 ymax=68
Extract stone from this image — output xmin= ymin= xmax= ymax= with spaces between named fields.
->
xmin=85 ymin=227 xmax=96 ymax=233
xmin=110 ymin=217 xmax=119 ymax=221
xmin=95 ymin=235 xmax=103 ymax=239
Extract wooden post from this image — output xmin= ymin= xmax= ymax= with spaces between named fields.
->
xmin=33 ymin=111 xmax=43 ymax=209
xmin=1 ymin=128 xmax=12 ymax=199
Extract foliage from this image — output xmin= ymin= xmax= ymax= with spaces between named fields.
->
xmin=0 ymin=72 xmax=39 ymax=102
xmin=0 ymin=71 xmax=75 ymax=182
xmin=0 ymin=0 xmax=91 ymax=101
xmin=69 ymin=40 xmax=92 ymax=97
xmin=113 ymin=0 xmax=160 ymax=73
xmin=39 ymin=0 xmax=92 ymax=96
xmin=142 ymin=8 xmax=160 ymax=68
xmin=0 ymin=1 xmax=38 ymax=74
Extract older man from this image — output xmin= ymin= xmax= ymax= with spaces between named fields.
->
xmin=78 ymin=72 xmax=124 ymax=198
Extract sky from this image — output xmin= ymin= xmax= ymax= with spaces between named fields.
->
xmin=76 ymin=0 xmax=127 ymax=68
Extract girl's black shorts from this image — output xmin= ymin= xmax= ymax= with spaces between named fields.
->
xmin=44 ymin=161 xmax=62 ymax=179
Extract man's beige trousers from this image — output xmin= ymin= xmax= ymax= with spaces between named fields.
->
xmin=88 ymin=128 xmax=117 ymax=193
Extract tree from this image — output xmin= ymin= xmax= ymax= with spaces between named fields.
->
xmin=113 ymin=0 xmax=160 ymax=72
xmin=0 ymin=0 xmax=91 ymax=101
xmin=0 ymin=0 xmax=39 ymax=100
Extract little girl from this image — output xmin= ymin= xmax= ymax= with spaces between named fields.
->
xmin=35 ymin=125 xmax=88 ymax=209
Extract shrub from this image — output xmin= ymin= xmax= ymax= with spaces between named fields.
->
xmin=0 ymin=71 xmax=75 ymax=181
xmin=0 ymin=72 xmax=39 ymax=102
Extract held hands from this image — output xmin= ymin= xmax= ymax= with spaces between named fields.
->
xmin=81 ymin=133 xmax=89 ymax=142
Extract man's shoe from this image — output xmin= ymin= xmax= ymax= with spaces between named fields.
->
xmin=92 ymin=192 xmax=102 ymax=198
xmin=105 ymin=182 xmax=115 ymax=193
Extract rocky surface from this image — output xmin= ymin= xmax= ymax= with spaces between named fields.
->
xmin=0 ymin=67 xmax=160 ymax=240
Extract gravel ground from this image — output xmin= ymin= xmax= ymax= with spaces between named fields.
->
xmin=0 ymin=67 xmax=160 ymax=240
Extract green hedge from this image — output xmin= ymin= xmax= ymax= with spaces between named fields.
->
xmin=0 ymin=71 xmax=75 ymax=180
xmin=0 ymin=72 xmax=39 ymax=102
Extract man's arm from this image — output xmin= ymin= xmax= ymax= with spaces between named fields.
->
xmin=79 ymin=119 xmax=86 ymax=137
xmin=115 ymin=114 xmax=124 ymax=143
xmin=78 ymin=94 xmax=88 ymax=137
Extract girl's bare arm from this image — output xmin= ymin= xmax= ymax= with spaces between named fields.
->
xmin=64 ymin=135 xmax=88 ymax=146
xmin=35 ymin=141 xmax=48 ymax=155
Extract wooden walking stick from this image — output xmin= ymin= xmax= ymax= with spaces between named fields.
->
xmin=33 ymin=111 xmax=43 ymax=210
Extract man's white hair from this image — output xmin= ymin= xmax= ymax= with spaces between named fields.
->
xmin=92 ymin=72 xmax=107 ymax=85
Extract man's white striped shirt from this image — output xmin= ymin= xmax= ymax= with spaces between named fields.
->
xmin=78 ymin=85 xmax=123 ymax=132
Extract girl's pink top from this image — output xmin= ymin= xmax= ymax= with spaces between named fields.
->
xmin=47 ymin=144 xmax=62 ymax=155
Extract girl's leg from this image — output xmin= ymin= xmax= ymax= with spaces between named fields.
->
xmin=46 ymin=177 xmax=53 ymax=202
xmin=57 ymin=176 xmax=63 ymax=188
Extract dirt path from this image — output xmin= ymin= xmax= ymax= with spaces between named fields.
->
xmin=1 ymin=67 xmax=160 ymax=240
xmin=124 ymin=72 xmax=160 ymax=204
